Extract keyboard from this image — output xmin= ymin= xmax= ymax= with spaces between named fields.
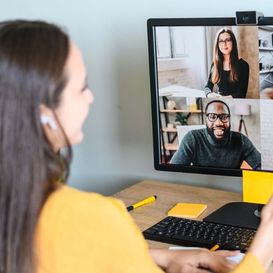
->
xmin=143 ymin=216 xmax=256 ymax=252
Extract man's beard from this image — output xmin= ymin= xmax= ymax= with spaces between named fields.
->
xmin=206 ymin=125 xmax=231 ymax=145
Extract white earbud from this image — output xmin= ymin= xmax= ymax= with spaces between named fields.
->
xmin=40 ymin=115 xmax=57 ymax=130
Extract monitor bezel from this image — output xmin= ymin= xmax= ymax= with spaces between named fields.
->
xmin=147 ymin=16 xmax=273 ymax=177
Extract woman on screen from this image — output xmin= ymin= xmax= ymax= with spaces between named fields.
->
xmin=0 ymin=19 xmax=272 ymax=273
xmin=204 ymin=28 xmax=249 ymax=98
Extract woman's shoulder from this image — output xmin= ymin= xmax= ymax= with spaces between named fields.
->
xmin=40 ymin=184 xmax=126 ymax=221
xmin=47 ymin=184 xmax=112 ymax=204
xmin=238 ymin=58 xmax=249 ymax=68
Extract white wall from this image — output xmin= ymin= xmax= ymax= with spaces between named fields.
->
xmin=1 ymin=1 xmax=272 ymax=194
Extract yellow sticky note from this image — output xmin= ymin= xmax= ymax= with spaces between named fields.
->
xmin=243 ymin=170 xmax=273 ymax=204
xmin=167 ymin=203 xmax=207 ymax=218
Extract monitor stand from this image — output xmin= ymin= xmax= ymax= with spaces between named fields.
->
xmin=203 ymin=202 xmax=263 ymax=230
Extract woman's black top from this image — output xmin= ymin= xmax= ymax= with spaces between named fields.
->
xmin=204 ymin=58 xmax=249 ymax=98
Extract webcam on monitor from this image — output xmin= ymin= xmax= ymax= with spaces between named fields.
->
xmin=235 ymin=11 xmax=264 ymax=25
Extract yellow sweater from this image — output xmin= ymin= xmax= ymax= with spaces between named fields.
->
xmin=35 ymin=185 xmax=265 ymax=273
xmin=35 ymin=185 xmax=163 ymax=273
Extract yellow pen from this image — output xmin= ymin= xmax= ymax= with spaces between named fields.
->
xmin=210 ymin=244 xmax=220 ymax=252
xmin=127 ymin=195 xmax=157 ymax=211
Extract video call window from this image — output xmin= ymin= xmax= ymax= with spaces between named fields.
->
xmin=155 ymin=25 xmax=273 ymax=172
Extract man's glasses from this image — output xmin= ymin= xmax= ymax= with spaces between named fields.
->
xmin=218 ymin=37 xmax=232 ymax=45
xmin=206 ymin=113 xmax=230 ymax=123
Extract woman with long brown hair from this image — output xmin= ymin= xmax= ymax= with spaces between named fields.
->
xmin=0 ymin=19 xmax=273 ymax=273
xmin=204 ymin=28 xmax=249 ymax=98
xmin=0 ymin=19 xmax=237 ymax=273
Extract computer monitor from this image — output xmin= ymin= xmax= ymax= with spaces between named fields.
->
xmin=147 ymin=16 xmax=273 ymax=228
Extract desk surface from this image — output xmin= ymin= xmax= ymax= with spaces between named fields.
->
xmin=113 ymin=180 xmax=273 ymax=272
xmin=113 ymin=180 xmax=241 ymax=248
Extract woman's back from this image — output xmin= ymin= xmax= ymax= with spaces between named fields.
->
xmin=35 ymin=185 xmax=162 ymax=273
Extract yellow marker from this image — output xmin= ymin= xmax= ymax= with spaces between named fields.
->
xmin=210 ymin=244 xmax=220 ymax=252
xmin=127 ymin=195 xmax=157 ymax=211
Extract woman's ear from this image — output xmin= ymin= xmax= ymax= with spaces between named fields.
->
xmin=40 ymin=104 xmax=58 ymax=129
xmin=39 ymin=104 xmax=65 ymax=152
xmin=40 ymin=115 xmax=57 ymax=130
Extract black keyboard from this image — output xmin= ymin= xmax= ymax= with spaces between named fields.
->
xmin=143 ymin=216 xmax=256 ymax=252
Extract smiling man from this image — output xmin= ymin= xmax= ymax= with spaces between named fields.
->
xmin=170 ymin=100 xmax=261 ymax=169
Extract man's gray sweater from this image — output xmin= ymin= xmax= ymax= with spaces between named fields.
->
xmin=171 ymin=128 xmax=261 ymax=169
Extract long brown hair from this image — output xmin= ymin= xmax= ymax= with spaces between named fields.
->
xmin=211 ymin=28 xmax=239 ymax=84
xmin=0 ymin=20 xmax=71 ymax=273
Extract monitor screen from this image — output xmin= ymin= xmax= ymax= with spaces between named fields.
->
xmin=147 ymin=17 xmax=273 ymax=176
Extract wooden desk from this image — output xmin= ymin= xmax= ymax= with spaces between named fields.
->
xmin=113 ymin=180 xmax=241 ymax=247
xmin=113 ymin=180 xmax=273 ymax=272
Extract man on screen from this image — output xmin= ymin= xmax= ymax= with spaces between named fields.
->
xmin=171 ymin=100 xmax=261 ymax=169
